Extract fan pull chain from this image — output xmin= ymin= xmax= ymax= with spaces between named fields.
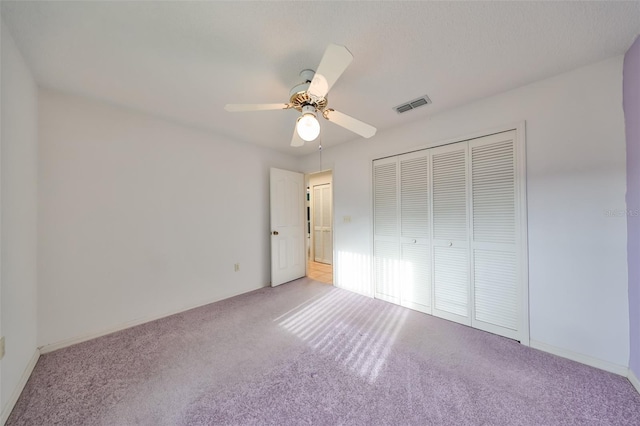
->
xmin=318 ymin=142 xmax=323 ymax=172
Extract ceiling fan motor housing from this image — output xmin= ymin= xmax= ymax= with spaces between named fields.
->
xmin=299 ymin=69 xmax=315 ymax=83
xmin=289 ymin=70 xmax=328 ymax=112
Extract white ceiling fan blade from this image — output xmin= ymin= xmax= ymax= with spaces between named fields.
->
xmin=290 ymin=126 xmax=305 ymax=147
xmin=224 ymin=103 xmax=289 ymax=112
xmin=324 ymin=109 xmax=377 ymax=138
xmin=308 ymin=44 xmax=353 ymax=99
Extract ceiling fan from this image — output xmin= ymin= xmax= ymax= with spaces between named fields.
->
xmin=224 ymin=44 xmax=377 ymax=147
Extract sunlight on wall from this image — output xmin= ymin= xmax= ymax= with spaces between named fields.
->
xmin=276 ymin=289 xmax=408 ymax=383
xmin=335 ymin=250 xmax=373 ymax=296
xmin=336 ymin=249 xmax=417 ymax=305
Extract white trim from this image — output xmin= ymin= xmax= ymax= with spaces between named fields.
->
xmin=514 ymin=121 xmax=530 ymax=346
xmin=39 ymin=286 xmax=266 ymax=354
xmin=373 ymin=121 xmax=528 ymax=162
xmin=1 ymin=349 xmax=40 ymax=425
xmin=530 ymin=339 xmax=628 ymax=376
xmin=400 ymin=300 xmax=430 ymax=315
xmin=629 ymin=369 xmax=640 ymax=394
xmin=374 ymin=292 xmax=399 ymax=305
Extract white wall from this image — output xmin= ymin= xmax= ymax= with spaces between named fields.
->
xmin=38 ymin=90 xmax=298 ymax=347
xmin=300 ymin=56 xmax=629 ymax=368
xmin=0 ymin=19 xmax=39 ymax=414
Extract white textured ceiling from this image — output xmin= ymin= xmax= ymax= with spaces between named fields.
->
xmin=2 ymin=1 xmax=639 ymax=156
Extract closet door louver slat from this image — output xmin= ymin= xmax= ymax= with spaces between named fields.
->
xmin=472 ymin=139 xmax=515 ymax=245
xmin=374 ymin=162 xmax=398 ymax=237
xmin=434 ymin=246 xmax=469 ymax=317
xmin=374 ymin=240 xmax=400 ymax=301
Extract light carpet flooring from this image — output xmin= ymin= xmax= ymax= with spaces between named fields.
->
xmin=8 ymin=278 xmax=640 ymax=425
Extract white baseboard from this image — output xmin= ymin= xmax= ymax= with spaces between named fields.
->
xmin=1 ymin=348 xmax=40 ymax=425
xmin=629 ymin=369 xmax=640 ymax=394
xmin=39 ymin=285 xmax=267 ymax=354
xmin=529 ymin=340 xmax=628 ymax=376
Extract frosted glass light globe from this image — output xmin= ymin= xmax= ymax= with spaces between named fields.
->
xmin=296 ymin=113 xmax=320 ymax=142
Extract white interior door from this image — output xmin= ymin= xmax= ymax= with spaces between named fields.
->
xmin=313 ymin=183 xmax=332 ymax=264
xmin=270 ymin=168 xmax=305 ymax=287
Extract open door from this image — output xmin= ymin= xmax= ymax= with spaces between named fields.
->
xmin=270 ymin=168 xmax=306 ymax=286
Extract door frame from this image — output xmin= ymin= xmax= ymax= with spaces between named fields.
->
xmin=305 ymin=170 xmax=334 ymax=283
xmin=312 ymin=182 xmax=332 ymax=264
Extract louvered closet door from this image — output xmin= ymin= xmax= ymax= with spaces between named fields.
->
xmin=469 ymin=131 xmax=521 ymax=340
xmin=373 ymin=157 xmax=400 ymax=303
xmin=399 ymin=151 xmax=431 ymax=313
xmin=430 ymin=143 xmax=471 ymax=325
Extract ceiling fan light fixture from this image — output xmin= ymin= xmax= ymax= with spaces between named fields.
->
xmin=296 ymin=105 xmax=320 ymax=142
xmin=225 ymin=44 xmax=376 ymax=146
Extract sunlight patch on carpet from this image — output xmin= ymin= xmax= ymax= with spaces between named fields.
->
xmin=277 ymin=289 xmax=408 ymax=382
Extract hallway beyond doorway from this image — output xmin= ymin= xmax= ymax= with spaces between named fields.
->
xmin=307 ymin=260 xmax=333 ymax=284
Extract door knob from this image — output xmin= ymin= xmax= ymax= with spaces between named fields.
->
xmin=272 ymin=231 xmax=279 ymax=235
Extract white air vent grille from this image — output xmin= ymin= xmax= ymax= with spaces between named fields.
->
xmin=394 ymin=95 xmax=432 ymax=114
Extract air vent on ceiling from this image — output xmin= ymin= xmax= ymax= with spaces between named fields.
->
xmin=394 ymin=95 xmax=432 ymax=114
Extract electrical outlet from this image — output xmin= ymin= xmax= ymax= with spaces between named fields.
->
xmin=343 ymin=216 xmax=352 ymax=223
xmin=0 ymin=336 xmax=5 ymax=360
xmin=234 ymin=263 xmax=240 ymax=272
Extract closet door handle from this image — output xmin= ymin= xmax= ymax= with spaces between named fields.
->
xmin=448 ymin=242 xmax=453 ymax=247
xmin=412 ymin=239 xmax=417 ymax=244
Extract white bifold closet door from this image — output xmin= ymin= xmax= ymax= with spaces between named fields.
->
xmin=373 ymin=151 xmax=432 ymax=312
xmin=372 ymin=129 xmax=525 ymax=342
xmin=373 ymin=157 xmax=400 ymax=304
xmin=469 ymin=131 xmax=520 ymax=340
xmin=399 ymin=151 xmax=431 ymax=313
xmin=430 ymin=143 xmax=471 ymax=325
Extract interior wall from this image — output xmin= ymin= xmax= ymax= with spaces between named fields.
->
xmin=38 ymin=89 xmax=298 ymax=348
xmin=299 ymin=56 xmax=629 ymax=368
xmin=0 ymin=20 xmax=39 ymax=412
xmin=624 ymin=35 xmax=640 ymax=379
